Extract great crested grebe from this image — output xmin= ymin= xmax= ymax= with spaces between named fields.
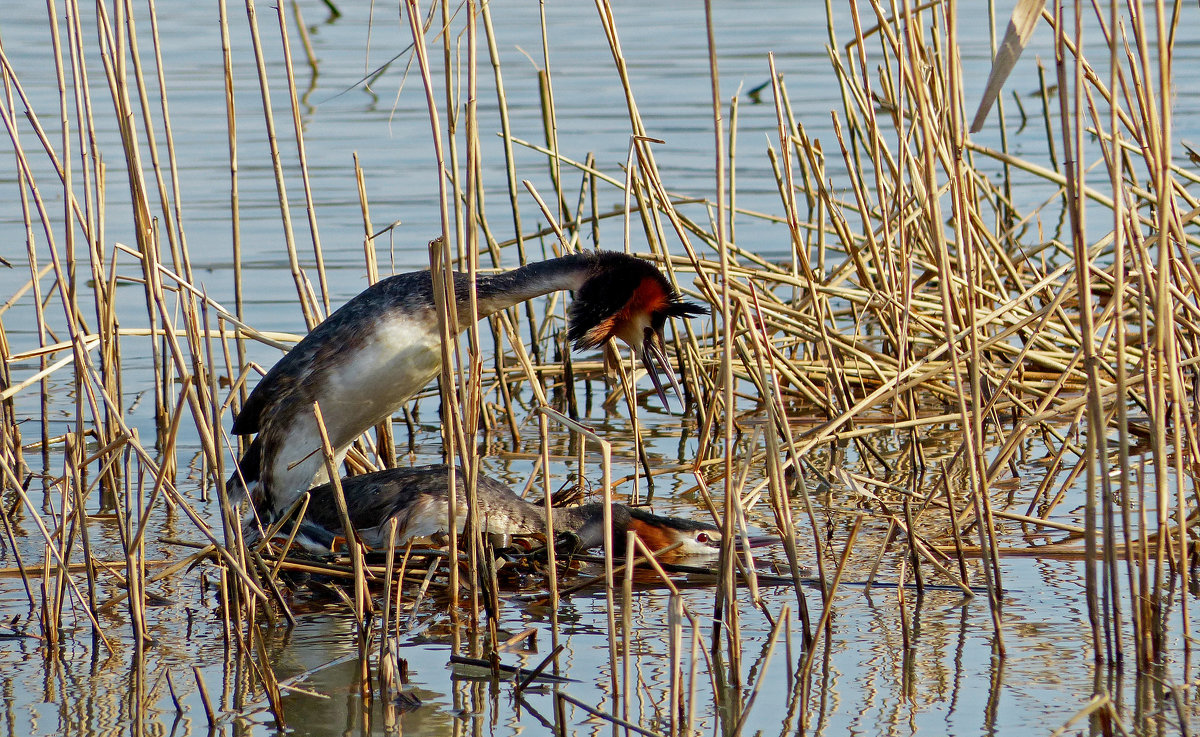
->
xmin=228 ymin=251 xmax=705 ymax=517
xmin=276 ymin=464 xmax=773 ymax=557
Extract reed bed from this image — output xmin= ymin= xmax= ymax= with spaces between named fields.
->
xmin=0 ymin=0 xmax=1198 ymax=734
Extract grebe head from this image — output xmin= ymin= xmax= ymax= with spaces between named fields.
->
xmin=625 ymin=509 xmax=721 ymax=556
xmin=566 ymin=253 xmax=706 ymax=406
xmin=622 ymin=507 xmax=776 ymax=558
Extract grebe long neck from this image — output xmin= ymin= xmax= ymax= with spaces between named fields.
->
xmin=464 ymin=253 xmax=595 ymax=320
xmin=547 ymin=502 xmax=631 ymax=551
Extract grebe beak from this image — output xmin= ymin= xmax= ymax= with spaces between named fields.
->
xmin=740 ymin=534 xmax=778 ymax=549
xmin=639 ymin=326 xmax=686 ymax=408
xmin=708 ymin=533 xmax=778 ymax=551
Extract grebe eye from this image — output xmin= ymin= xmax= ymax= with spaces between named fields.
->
xmin=696 ymin=532 xmax=709 ymax=544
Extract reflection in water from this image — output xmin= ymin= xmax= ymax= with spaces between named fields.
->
xmin=0 ymin=513 xmax=1197 ymax=735
xmin=2 ymin=389 xmax=1197 ymax=735
xmin=3 ymin=422 xmax=1198 ymax=735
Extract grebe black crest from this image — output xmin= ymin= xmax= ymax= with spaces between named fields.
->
xmin=226 ymin=251 xmax=706 ymax=516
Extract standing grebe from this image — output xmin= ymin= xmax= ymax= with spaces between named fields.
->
xmin=277 ymin=464 xmax=771 ymax=558
xmin=228 ymin=251 xmax=705 ymax=516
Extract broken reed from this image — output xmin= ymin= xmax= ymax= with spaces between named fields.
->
xmin=0 ymin=0 xmax=1197 ymax=732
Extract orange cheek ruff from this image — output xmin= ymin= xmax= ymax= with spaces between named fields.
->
xmin=579 ymin=315 xmax=618 ymax=349
xmin=579 ymin=278 xmax=673 ymax=348
xmin=624 ymin=278 xmax=673 ymax=318
xmin=625 ymin=517 xmax=678 ymax=554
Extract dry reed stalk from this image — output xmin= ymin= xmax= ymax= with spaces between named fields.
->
xmin=535 ymin=5 xmax=565 ymax=226
xmin=0 ymin=67 xmax=119 ymax=646
xmin=620 ymin=531 xmax=635 ymax=724
xmin=88 ymin=0 xmax=237 ymax=492
xmin=435 ymin=0 xmax=464 ymax=274
xmin=463 ymin=0 xmax=493 ymax=655
xmin=216 ymin=0 xmax=247 ymax=409
xmin=152 ymin=7 xmax=195 ymax=294
xmin=240 ymin=547 xmax=449 ymax=588
xmin=100 ymin=402 xmax=266 ymax=599
xmin=251 ymin=621 xmax=286 ymax=728
xmin=403 ymin=0 xmax=459 ymax=626
xmin=0 ymin=476 xmax=34 ymax=608
xmin=479 ymin=2 xmax=545 ymax=366
xmin=352 ymin=156 xmax=399 ymax=470
xmin=0 ymin=43 xmax=67 ymax=485
xmin=697 ymin=0 xmax=746 ymax=678
xmin=243 ymin=0 xmax=319 ymax=329
xmin=192 ymin=666 xmax=218 ymax=726
xmin=312 ymin=401 xmax=370 ymax=688
xmin=667 ymin=594 xmax=684 ymax=737
xmin=555 ymin=691 xmax=663 ymax=737
xmin=1049 ymin=0 xmax=1103 ymax=662
xmin=1106 ymin=0 xmax=1133 ymax=669
xmin=537 ymin=412 xmax=561 ymax=643
xmin=425 ymin=234 xmax=465 ymax=628
xmin=376 ymin=519 xmax=400 ymax=704
xmin=799 ymin=515 xmax=861 ymax=682
xmin=537 ymin=406 xmax=620 ymax=703
xmin=2 ymin=458 xmax=112 ymax=650
xmin=276 ymin=4 xmax=329 ymax=314
xmin=92 ymin=0 xmax=170 ymax=454
xmin=1047 ymin=693 xmax=1128 ymax=737
xmin=486 ymin=312 xmax=567 ymax=641
xmin=729 ymin=603 xmax=788 ymax=735
xmin=66 ymin=0 xmax=124 ymax=500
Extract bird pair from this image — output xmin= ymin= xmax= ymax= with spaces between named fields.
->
xmin=228 ymin=250 xmax=724 ymax=556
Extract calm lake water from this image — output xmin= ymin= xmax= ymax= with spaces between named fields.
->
xmin=2 ymin=1 xmax=1200 ymax=735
